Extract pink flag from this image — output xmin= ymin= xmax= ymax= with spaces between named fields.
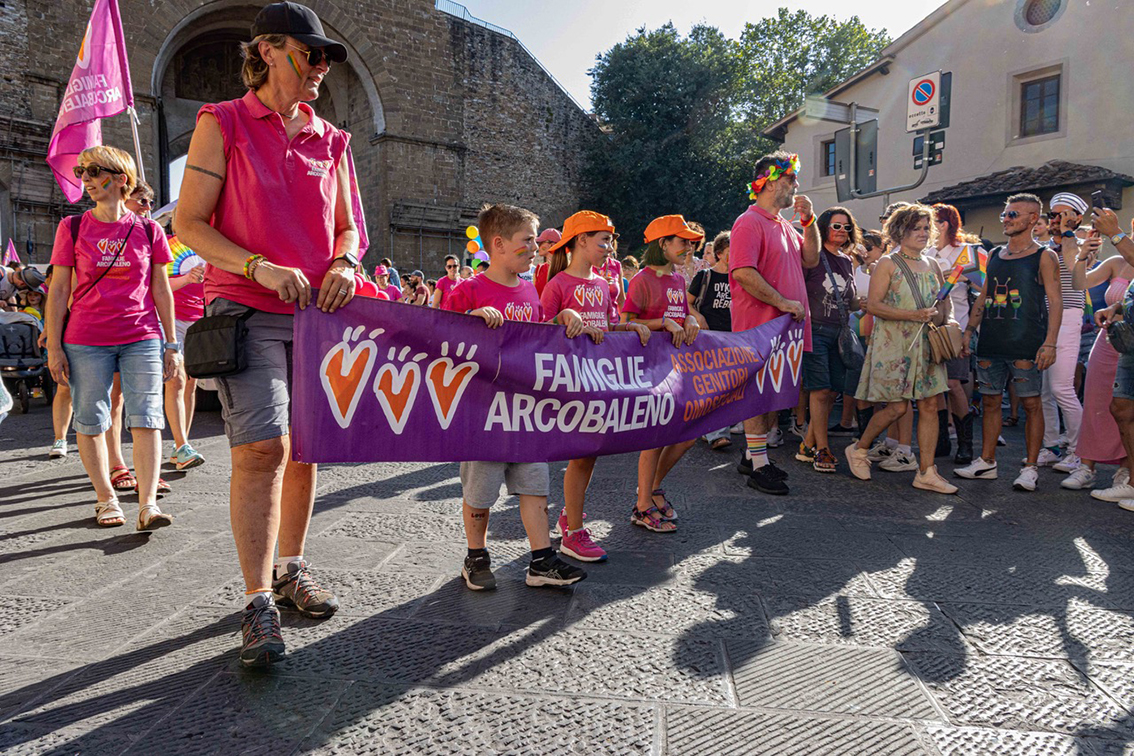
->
xmin=345 ymin=145 xmax=369 ymax=257
xmin=3 ymin=240 xmax=19 ymax=265
xmin=46 ymin=0 xmax=134 ymax=203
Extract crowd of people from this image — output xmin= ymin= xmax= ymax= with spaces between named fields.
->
xmin=11 ymin=2 xmax=1134 ymax=669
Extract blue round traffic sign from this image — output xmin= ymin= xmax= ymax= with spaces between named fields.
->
xmin=913 ymin=80 xmax=935 ymax=106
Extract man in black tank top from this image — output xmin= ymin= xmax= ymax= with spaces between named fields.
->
xmin=956 ymin=193 xmax=1063 ymax=492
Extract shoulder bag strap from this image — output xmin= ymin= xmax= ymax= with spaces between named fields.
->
xmin=820 ymin=251 xmax=851 ymax=323
xmin=890 ymin=253 xmax=930 ymax=310
xmin=70 ymin=218 xmax=137 ymax=309
xmin=693 ymin=270 xmax=711 ymax=313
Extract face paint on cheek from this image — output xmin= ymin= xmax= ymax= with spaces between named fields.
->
xmin=100 ymin=177 xmax=112 ymax=190
xmin=286 ymin=52 xmax=303 ymax=79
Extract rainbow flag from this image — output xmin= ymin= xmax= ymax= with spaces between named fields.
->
xmin=936 ymin=263 xmax=966 ymax=300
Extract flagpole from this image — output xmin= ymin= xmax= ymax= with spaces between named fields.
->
xmin=127 ymin=106 xmax=145 ymax=182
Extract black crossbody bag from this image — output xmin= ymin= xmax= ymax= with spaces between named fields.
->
xmin=184 ymin=305 xmax=255 ymax=379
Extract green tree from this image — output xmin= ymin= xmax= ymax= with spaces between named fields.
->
xmin=585 ymin=11 xmax=890 ymax=248
xmin=586 ymin=23 xmax=743 ymax=247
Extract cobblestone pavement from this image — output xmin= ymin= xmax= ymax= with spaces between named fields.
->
xmin=1 ymin=401 xmax=1133 ymax=755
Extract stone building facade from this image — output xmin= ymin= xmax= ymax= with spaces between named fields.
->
xmin=0 ymin=0 xmax=597 ymax=275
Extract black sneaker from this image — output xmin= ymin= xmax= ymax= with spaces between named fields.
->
xmin=747 ymin=465 xmax=790 ymax=495
xmin=526 ymin=553 xmax=587 ymax=587
xmin=272 ymin=560 xmax=340 ymax=618
xmin=240 ymin=594 xmax=286 ymax=669
xmin=461 ymin=552 xmax=497 ymax=591
xmin=828 ymin=423 xmax=857 ymax=436
xmin=763 ymin=460 xmax=789 ymax=481
xmin=737 ymin=452 xmax=753 ymax=476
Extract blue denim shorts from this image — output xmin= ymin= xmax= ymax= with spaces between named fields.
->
xmin=1115 ymin=351 xmax=1134 ymax=401
xmin=975 ymin=356 xmax=1043 ymax=398
xmin=802 ymin=323 xmax=862 ymax=394
xmin=64 ymin=338 xmax=164 ymax=435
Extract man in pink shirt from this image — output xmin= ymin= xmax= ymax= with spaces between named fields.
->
xmin=730 ymin=151 xmax=820 ymax=495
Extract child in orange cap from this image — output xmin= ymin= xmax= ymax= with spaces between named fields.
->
xmin=621 ymin=215 xmax=703 ymax=531
xmin=541 ymin=211 xmax=651 ymax=560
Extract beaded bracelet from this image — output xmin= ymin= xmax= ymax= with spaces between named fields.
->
xmin=248 ymin=257 xmax=267 ymax=281
xmin=243 ymin=254 xmax=265 ymax=280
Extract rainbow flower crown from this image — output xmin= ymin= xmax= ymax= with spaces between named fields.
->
xmin=747 ymin=154 xmax=801 ymax=199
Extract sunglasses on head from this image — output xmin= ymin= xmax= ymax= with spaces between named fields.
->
xmin=72 ymin=165 xmax=123 ymax=179
xmin=286 ymin=42 xmax=328 ymax=67
xmin=829 ymin=222 xmax=852 ymax=231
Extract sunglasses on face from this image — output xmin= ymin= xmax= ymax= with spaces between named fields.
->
xmin=286 ymin=42 xmax=328 ymax=67
xmin=1000 ymin=210 xmax=1023 ymax=220
xmin=446 ymin=264 xmax=458 ymax=269
xmin=132 ymin=197 xmax=153 ymax=208
xmin=829 ymin=222 xmax=852 ymax=231
xmin=72 ymin=165 xmax=123 ymax=179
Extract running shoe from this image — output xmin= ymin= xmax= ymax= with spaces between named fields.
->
xmin=747 ymin=465 xmax=789 ymax=495
xmin=560 ymin=527 xmax=608 ymax=562
xmin=766 ymin=427 xmax=784 ymax=448
xmin=789 ymin=419 xmax=807 ymax=438
xmin=1025 ymin=448 xmax=1062 ymax=467
xmin=866 ymin=441 xmax=893 ymax=463
xmin=49 ymin=439 xmax=67 ymax=459
xmin=1061 ymin=466 xmax=1096 ymax=490
xmin=1052 ymin=454 xmax=1081 ymax=474
xmin=913 ymin=465 xmax=958 ymax=494
xmin=954 ymin=458 xmax=998 ymax=480
xmin=272 ymin=560 xmax=340 ymax=617
xmin=879 ymin=451 xmax=918 ymax=472
xmin=240 ymin=593 xmax=285 ymax=669
xmin=173 ymin=443 xmax=206 ymax=471
xmin=556 ymin=507 xmax=587 ymax=537
xmin=461 ymin=552 xmax=496 ymax=591
xmin=526 ymin=554 xmax=587 ymax=587
xmin=844 ymin=443 xmax=871 ymax=481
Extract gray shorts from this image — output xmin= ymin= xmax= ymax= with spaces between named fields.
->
xmin=459 ymin=461 xmax=550 ymax=508
xmin=208 ymin=298 xmax=294 ymax=448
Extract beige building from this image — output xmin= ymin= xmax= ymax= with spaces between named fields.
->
xmin=764 ymin=0 xmax=1134 ymax=243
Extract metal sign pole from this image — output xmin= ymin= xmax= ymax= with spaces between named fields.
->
xmin=127 ymin=107 xmax=146 ymax=183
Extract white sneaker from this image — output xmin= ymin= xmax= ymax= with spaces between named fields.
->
xmin=867 ymin=441 xmax=894 ymax=463
xmin=1091 ymin=481 xmax=1134 ymax=502
xmin=1013 ymin=465 xmax=1040 ymax=492
xmin=879 ymin=451 xmax=918 ymax=472
xmin=1052 ymin=454 xmax=1081 ymax=474
xmin=1060 ymin=465 xmax=1096 ymax=490
xmin=997 ymin=435 xmax=1007 ymax=447
xmin=790 ymin=420 xmax=807 ymax=439
xmin=1025 ymin=448 xmax=1062 ymax=467
xmin=913 ymin=465 xmax=958 ymax=494
xmin=730 ymin=423 xmax=744 ymax=434
xmin=48 ymin=439 xmax=67 ymax=459
xmin=1114 ymin=467 xmax=1130 ymax=487
xmin=1055 ymin=433 xmax=1070 ymax=449
xmin=767 ymin=427 xmax=784 ymax=448
xmin=1118 ymin=500 xmax=1134 ymax=512
xmin=955 ymin=458 xmax=998 ymax=480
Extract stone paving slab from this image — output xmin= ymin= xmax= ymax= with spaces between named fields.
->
xmin=3 ymin=406 xmax=1134 ymax=752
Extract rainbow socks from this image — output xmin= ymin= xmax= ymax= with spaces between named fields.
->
xmin=746 ymin=433 xmax=769 ymax=469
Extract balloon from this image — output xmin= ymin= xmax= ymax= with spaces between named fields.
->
xmin=465 ymin=225 xmax=479 ymax=240
xmin=475 ymin=236 xmax=483 ymax=248
xmin=466 ymin=240 xmax=479 ymax=253
xmin=355 ymin=280 xmax=379 ymax=298
xmin=473 ymin=250 xmax=489 ymax=262
xmin=373 ymin=291 xmax=390 ymax=301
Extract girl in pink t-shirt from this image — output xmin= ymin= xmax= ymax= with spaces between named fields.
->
xmin=541 ymin=218 xmax=650 ymax=562
xmin=620 ymin=215 xmax=704 ymax=532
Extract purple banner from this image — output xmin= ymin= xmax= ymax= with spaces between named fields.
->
xmin=291 ymin=298 xmax=803 ymax=463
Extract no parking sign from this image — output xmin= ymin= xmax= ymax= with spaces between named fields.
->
xmin=907 ymin=71 xmax=942 ymax=132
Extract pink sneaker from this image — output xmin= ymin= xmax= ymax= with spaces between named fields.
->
xmin=556 ymin=508 xmax=587 ymax=537
xmin=560 ymin=527 xmax=608 ymax=562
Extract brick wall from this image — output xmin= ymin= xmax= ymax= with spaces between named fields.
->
xmin=1 ymin=0 xmax=596 ymax=278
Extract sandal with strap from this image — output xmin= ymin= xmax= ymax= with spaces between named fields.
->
xmin=137 ymin=504 xmax=173 ymax=532
xmin=651 ymin=488 xmax=678 ymax=522
xmin=94 ymin=499 xmax=125 ymax=528
xmin=109 ymin=465 xmax=137 ymax=491
xmin=631 ymin=504 xmax=677 ymax=533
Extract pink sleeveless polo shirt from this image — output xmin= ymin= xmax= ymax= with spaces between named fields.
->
xmin=198 ymin=91 xmax=350 ymax=314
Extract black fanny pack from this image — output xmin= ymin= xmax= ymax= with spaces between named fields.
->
xmin=184 ymin=308 xmax=255 ymax=379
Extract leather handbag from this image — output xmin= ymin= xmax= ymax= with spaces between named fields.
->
xmin=1108 ymin=321 xmax=1134 ymax=354
xmin=820 ymin=251 xmax=865 ymax=371
xmin=891 ymin=253 xmax=964 ymax=364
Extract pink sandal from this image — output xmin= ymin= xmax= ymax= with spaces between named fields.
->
xmin=631 ymin=504 xmax=677 ymax=533
xmin=109 ymin=465 xmax=136 ymax=491
xmin=651 ymin=488 xmax=678 ymax=521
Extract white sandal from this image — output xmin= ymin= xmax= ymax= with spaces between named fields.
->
xmin=137 ymin=504 xmax=173 ymax=532
xmin=95 ymin=499 xmax=125 ymax=528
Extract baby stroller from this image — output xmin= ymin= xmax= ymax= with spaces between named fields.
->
xmin=0 ymin=318 xmax=54 ymax=414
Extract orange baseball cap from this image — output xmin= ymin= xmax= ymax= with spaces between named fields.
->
xmin=548 ymin=210 xmax=616 ymax=253
xmin=643 ymin=215 xmax=704 ymax=244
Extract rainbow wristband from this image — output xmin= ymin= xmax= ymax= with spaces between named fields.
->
xmin=800 ymin=214 xmax=816 ymax=228
xmin=243 ymin=254 xmax=265 ymax=280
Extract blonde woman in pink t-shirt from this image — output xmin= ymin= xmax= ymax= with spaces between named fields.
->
xmin=541 ymin=211 xmax=651 ymax=561
xmin=621 ymin=215 xmax=703 ymax=532
xmin=45 ymin=146 xmax=179 ymax=532
xmin=176 ymin=3 xmax=358 ymax=669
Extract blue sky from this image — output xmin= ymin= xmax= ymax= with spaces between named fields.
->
xmin=455 ymin=0 xmax=948 ymax=109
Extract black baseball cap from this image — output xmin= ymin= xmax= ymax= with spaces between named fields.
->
xmin=251 ymin=2 xmax=348 ymax=63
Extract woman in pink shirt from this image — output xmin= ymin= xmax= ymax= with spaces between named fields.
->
xmin=176 ymin=2 xmax=358 ymax=669
xmin=621 ymin=215 xmax=702 ymax=532
xmin=432 ymin=254 xmax=461 ymax=308
xmin=45 ymin=146 xmax=179 ymax=532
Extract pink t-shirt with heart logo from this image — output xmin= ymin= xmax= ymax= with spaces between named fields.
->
xmin=50 ymin=210 xmax=173 ymax=346
xmin=540 ymin=271 xmax=614 ymax=330
xmin=621 ymin=268 xmax=688 ymax=325
xmin=443 ymin=273 xmax=543 ymax=323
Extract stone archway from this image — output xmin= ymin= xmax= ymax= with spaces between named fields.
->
xmin=149 ymin=2 xmax=386 ymax=200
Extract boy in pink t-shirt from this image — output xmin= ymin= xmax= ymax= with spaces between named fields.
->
xmin=442 ymin=203 xmax=587 ymax=593
xmin=729 ymin=152 xmax=820 ymax=496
